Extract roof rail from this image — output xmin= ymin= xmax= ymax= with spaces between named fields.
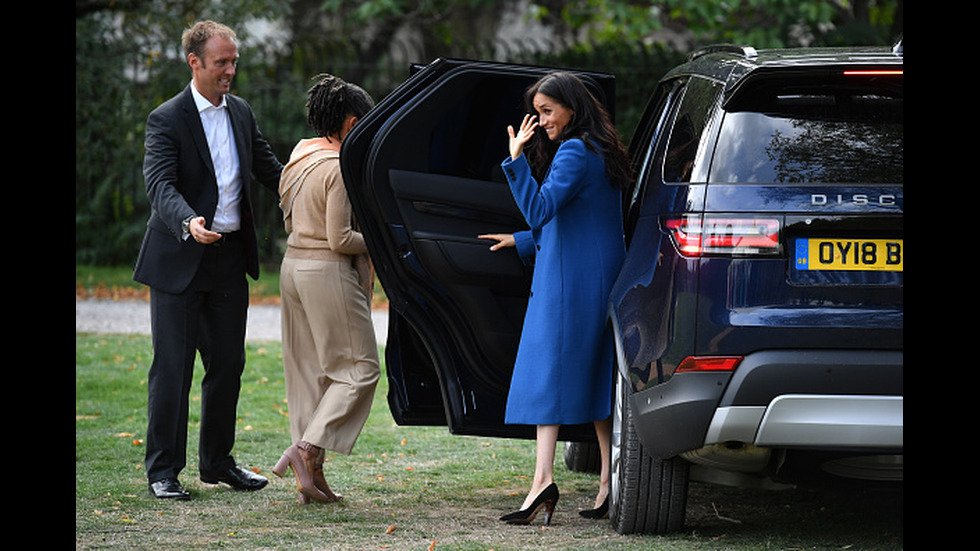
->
xmin=687 ymin=44 xmax=758 ymax=61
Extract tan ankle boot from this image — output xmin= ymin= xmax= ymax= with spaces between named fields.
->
xmin=272 ymin=442 xmax=332 ymax=503
xmin=311 ymin=447 xmax=342 ymax=502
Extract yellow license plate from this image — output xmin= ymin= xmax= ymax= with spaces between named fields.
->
xmin=795 ymin=238 xmax=903 ymax=271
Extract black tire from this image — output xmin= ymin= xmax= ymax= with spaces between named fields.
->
xmin=563 ymin=440 xmax=601 ymax=473
xmin=608 ymin=369 xmax=689 ymax=535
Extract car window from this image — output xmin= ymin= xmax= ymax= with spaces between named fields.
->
xmin=627 ymin=80 xmax=684 ymax=207
xmin=710 ymin=91 xmax=903 ymax=184
xmin=427 ymin=77 xmax=530 ymax=184
xmin=661 ymin=77 xmax=724 ymax=184
xmin=425 ymin=71 xmax=615 ymax=185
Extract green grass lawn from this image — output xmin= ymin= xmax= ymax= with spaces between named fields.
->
xmin=76 ymin=265 xmax=902 ymax=549
xmin=75 ymin=334 xmax=652 ymax=550
xmin=74 ymin=333 xmax=903 ymax=550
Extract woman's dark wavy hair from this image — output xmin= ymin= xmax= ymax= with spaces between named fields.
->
xmin=523 ymin=72 xmax=631 ymax=191
xmin=306 ymin=74 xmax=375 ymax=139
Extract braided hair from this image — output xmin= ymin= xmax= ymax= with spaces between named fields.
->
xmin=306 ymin=74 xmax=375 ymax=139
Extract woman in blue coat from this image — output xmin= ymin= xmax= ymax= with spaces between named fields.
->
xmin=481 ymin=72 xmax=631 ymax=525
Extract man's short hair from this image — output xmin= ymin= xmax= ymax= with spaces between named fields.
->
xmin=181 ymin=20 xmax=237 ymax=61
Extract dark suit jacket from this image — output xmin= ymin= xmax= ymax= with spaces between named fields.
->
xmin=134 ymin=85 xmax=283 ymax=294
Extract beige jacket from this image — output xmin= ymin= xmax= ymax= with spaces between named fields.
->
xmin=279 ymin=138 xmax=367 ymax=259
xmin=279 ymin=138 xmax=373 ymax=295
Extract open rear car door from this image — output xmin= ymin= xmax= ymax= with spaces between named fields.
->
xmin=341 ymin=59 xmax=615 ymax=440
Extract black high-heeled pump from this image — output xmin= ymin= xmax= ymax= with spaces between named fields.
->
xmin=500 ymin=483 xmax=560 ymax=525
xmin=578 ymin=495 xmax=609 ymax=519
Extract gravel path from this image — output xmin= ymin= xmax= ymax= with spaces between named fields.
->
xmin=75 ymin=299 xmax=389 ymax=343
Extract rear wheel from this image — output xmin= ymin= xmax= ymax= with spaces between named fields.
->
xmin=609 ymin=368 xmax=689 ymax=534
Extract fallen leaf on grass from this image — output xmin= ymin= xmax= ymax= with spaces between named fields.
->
xmin=385 ymin=524 xmax=396 ymax=534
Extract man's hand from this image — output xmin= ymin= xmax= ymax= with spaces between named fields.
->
xmin=188 ymin=216 xmax=222 ymax=244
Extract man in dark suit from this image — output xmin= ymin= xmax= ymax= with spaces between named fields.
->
xmin=133 ymin=20 xmax=283 ymax=500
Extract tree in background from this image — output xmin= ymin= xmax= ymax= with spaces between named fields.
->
xmin=76 ymin=0 xmax=902 ymax=267
xmin=313 ymin=0 xmax=902 ymax=50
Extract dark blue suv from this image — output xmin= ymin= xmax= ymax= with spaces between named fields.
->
xmin=341 ymin=41 xmax=903 ymax=535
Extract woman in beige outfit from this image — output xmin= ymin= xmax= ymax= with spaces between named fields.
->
xmin=272 ymin=75 xmax=379 ymax=504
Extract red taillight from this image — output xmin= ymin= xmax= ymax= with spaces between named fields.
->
xmin=676 ymin=356 xmax=742 ymax=373
xmin=665 ymin=214 xmax=781 ymax=257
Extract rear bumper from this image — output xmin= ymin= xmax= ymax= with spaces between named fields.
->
xmin=705 ymin=394 xmax=903 ymax=448
xmin=630 ymin=349 xmax=903 ymax=458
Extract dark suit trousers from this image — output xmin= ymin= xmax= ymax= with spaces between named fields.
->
xmin=145 ymin=233 xmax=249 ymax=482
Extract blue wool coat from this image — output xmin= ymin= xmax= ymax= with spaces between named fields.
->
xmin=501 ymin=138 xmax=625 ymax=426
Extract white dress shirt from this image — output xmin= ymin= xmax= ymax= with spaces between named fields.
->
xmin=191 ymin=83 xmax=242 ymax=233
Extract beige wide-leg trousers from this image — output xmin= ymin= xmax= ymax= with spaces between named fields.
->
xmin=280 ymin=255 xmax=380 ymax=455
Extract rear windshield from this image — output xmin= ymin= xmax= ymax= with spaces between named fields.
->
xmin=710 ymin=87 xmax=903 ymax=184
